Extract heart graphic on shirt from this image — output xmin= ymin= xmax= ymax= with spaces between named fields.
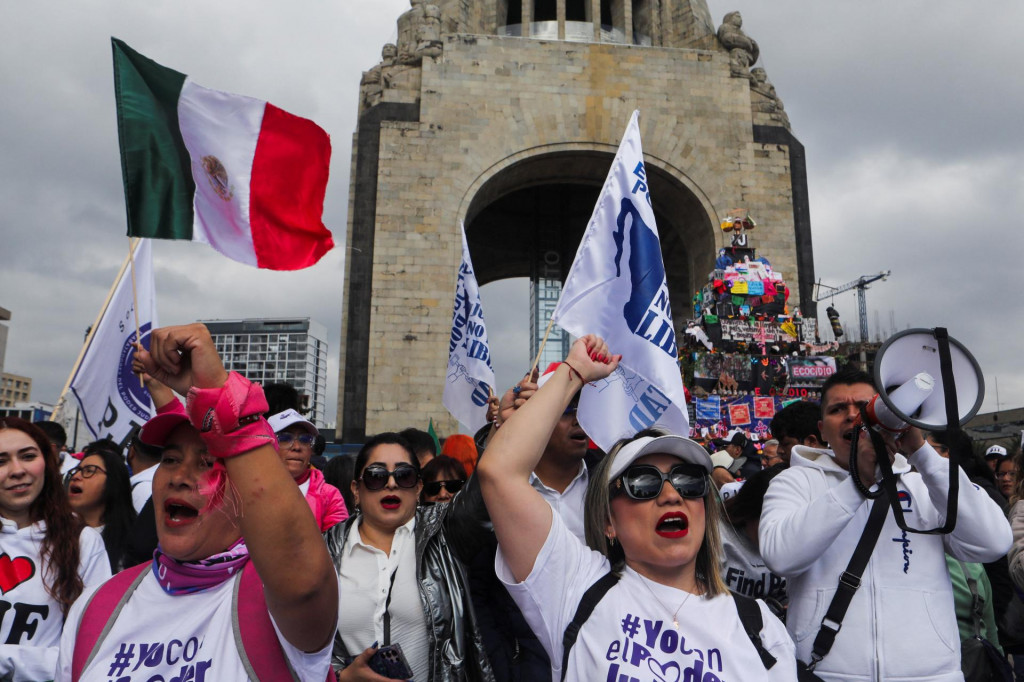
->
xmin=648 ymin=657 xmax=681 ymax=682
xmin=0 ymin=553 xmax=35 ymax=594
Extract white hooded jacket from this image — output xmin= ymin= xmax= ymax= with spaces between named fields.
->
xmin=759 ymin=442 xmax=1011 ymax=681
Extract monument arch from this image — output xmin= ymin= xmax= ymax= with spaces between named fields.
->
xmin=338 ymin=0 xmax=814 ymax=440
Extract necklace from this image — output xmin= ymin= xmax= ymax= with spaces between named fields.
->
xmin=635 ymin=572 xmax=699 ymax=630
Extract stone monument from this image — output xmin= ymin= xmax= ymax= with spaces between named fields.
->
xmin=338 ymin=0 xmax=815 ymax=440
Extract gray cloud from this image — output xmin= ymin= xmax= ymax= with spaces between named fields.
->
xmin=1 ymin=0 xmax=1019 ymax=437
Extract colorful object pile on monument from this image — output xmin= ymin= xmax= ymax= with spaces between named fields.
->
xmin=681 ymin=215 xmax=839 ymax=441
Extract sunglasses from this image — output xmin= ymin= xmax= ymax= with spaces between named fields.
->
xmin=68 ymin=464 xmax=107 ymax=479
xmin=360 ymin=465 xmax=419 ymax=491
xmin=614 ymin=463 xmax=708 ymax=501
xmin=423 ymin=479 xmax=466 ymax=497
xmin=278 ymin=432 xmax=315 ymax=446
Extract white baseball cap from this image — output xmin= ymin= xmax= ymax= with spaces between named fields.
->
xmin=710 ymin=451 xmax=735 ymax=470
xmin=267 ymin=409 xmax=317 ymax=436
xmin=985 ymin=445 xmax=1008 ymax=459
xmin=608 ymin=435 xmax=712 ymax=480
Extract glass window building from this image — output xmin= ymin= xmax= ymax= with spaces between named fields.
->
xmin=202 ymin=318 xmax=329 ymax=427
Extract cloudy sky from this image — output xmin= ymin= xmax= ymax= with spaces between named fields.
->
xmin=2 ymin=1 xmax=1021 ymax=438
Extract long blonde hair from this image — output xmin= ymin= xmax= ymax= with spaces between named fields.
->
xmin=583 ymin=428 xmax=728 ymax=597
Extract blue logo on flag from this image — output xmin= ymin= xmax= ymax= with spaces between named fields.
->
xmin=116 ymin=323 xmax=153 ymax=420
xmin=612 ymin=198 xmax=676 ymax=357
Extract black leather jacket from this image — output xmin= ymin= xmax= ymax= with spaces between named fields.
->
xmin=326 ymin=503 xmax=495 ymax=682
xmin=446 ymin=474 xmax=552 ymax=682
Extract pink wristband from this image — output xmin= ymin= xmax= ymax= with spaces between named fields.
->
xmin=186 ymin=372 xmax=276 ymax=458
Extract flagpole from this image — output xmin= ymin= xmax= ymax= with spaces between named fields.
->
xmin=128 ymin=237 xmax=144 ymax=387
xmin=529 ymin=315 xmax=557 ymax=375
xmin=50 ymin=239 xmax=140 ymax=421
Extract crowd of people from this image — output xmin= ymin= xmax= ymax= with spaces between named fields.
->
xmin=0 ymin=322 xmax=1021 ymax=681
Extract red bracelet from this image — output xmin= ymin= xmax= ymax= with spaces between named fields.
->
xmin=562 ymin=361 xmax=585 ymax=385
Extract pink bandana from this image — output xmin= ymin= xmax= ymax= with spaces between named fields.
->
xmin=152 ymin=538 xmax=250 ymax=595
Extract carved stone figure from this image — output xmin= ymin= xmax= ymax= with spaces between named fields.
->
xmin=415 ymin=3 xmax=443 ymax=60
xmin=717 ymin=11 xmax=759 ymax=80
xmin=396 ymin=0 xmax=426 ymax=65
xmin=750 ymin=67 xmax=790 ymax=127
xmin=360 ymin=43 xmax=398 ymax=111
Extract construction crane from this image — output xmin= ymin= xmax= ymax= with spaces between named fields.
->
xmin=814 ymin=271 xmax=891 ymax=342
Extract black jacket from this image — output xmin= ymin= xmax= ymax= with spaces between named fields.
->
xmin=326 ymin=503 xmax=495 ymax=682
xmin=446 ymin=474 xmax=552 ymax=682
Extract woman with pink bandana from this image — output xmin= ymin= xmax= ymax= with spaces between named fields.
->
xmin=56 ymin=324 xmax=338 ymax=681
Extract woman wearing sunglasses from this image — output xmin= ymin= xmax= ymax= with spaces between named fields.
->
xmin=269 ymin=409 xmax=348 ymax=531
xmin=66 ymin=442 xmax=138 ymax=571
xmin=420 ymin=455 xmax=468 ymax=504
xmin=477 ymin=336 xmax=796 ymax=682
xmin=0 ymin=418 xmax=111 ymax=681
xmin=325 ymin=433 xmax=494 ymax=682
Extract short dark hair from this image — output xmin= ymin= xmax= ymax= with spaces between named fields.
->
xmin=128 ymin=425 xmax=162 ymax=465
xmin=399 ymin=428 xmax=437 ymax=458
xmin=770 ymin=401 xmax=822 ymax=443
xmin=354 ymin=433 xmax=420 ymax=480
xmin=420 ymin=455 xmax=467 ymax=484
xmin=724 ymin=463 xmax=787 ymax=527
xmin=820 ymin=367 xmax=875 ymax=416
xmin=34 ymin=420 xmax=67 ymax=449
xmin=262 ymin=382 xmax=303 ymax=418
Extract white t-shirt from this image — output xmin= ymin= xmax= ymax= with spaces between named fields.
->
xmin=719 ymin=521 xmax=787 ymax=603
xmin=719 ymin=480 xmax=744 ymax=502
xmin=529 ymin=463 xmax=588 ymax=542
xmin=55 ymin=570 xmax=332 ymax=682
xmin=496 ymin=513 xmax=797 ymax=682
xmin=128 ymin=466 xmax=157 ymax=514
xmin=337 ymin=517 xmax=428 ymax=681
xmin=0 ymin=518 xmax=110 ymax=682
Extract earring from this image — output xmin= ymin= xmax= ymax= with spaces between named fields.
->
xmin=607 ymin=536 xmax=616 ymax=546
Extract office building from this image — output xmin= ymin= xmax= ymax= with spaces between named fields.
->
xmin=202 ymin=318 xmax=329 ymax=427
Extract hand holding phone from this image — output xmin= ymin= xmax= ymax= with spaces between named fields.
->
xmin=367 ymin=643 xmax=415 ymax=680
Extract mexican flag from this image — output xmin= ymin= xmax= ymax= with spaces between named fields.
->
xmin=111 ymin=38 xmax=334 ymax=270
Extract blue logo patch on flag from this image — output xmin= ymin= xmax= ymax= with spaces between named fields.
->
xmin=612 ymin=198 xmax=676 ymax=358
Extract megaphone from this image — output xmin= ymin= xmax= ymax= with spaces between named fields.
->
xmin=870 ymin=328 xmax=985 ymax=431
xmin=851 ymin=328 xmax=985 ymax=536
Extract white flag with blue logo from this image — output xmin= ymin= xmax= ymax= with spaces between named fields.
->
xmin=551 ymin=111 xmax=690 ymax=450
xmin=70 ymin=239 xmax=158 ymax=447
xmin=443 ymin=224 xmax=495 ymax=432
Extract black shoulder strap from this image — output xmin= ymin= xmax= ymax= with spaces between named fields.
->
xmin=732 ymin=595 xmax=777 ymax=669
xmin=808 ymin=493 xmax=889 ymax=669
xmin=561 ymin=571 xmax=620 ymax=682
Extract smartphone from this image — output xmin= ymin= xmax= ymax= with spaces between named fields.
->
xmin=368 ymin=643 xmax=415 ymax=680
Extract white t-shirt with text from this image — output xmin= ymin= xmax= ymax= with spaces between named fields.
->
xmin=496 ymin=513 xmax=797 ymax=682
xmin=55 ymin=570 xmax=332 ymax=682
xmin=0 ymin=518 xmax=110 ymax=682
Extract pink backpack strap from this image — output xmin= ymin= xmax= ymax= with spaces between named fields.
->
xmin=233 ymin=561 xmax=303 ymax=681
xmin=71 ymin=562 xmax=150 ymax=682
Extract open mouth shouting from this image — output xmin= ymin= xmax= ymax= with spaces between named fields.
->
xmin=68 ymin=482 xmax=83 ymax=496
xmin=163 ymin=498 xmax=201 ymax=527
xmin=655 ymin=511 xmax=689 ymax=538
xmin=380 ymin=495 xmax=402 ymax=510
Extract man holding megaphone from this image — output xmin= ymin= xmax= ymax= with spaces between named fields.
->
xmin=759 ymin=366 xmax=1011 ymax=681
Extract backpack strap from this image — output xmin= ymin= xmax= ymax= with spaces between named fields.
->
xmin=72 ymin=562 xmax=150 ymax=682
xmin=732 ymin=594 xmax=777 ymax=669
xmin=807 ymin=493 xmax=889 ymax=670
xmin=560 ymin=571 xmax=620 ymax=682
xmin=232 ymin=561 xmax=302 ymax=681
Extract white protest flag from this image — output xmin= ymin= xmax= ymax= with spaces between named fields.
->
xmin=551 ymin=110 xmax=689 ymax=450
xmin=442 ymin=223 xmax=496 ymax=432
xmin=69 ymin=239 xmax=158 ymax=446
